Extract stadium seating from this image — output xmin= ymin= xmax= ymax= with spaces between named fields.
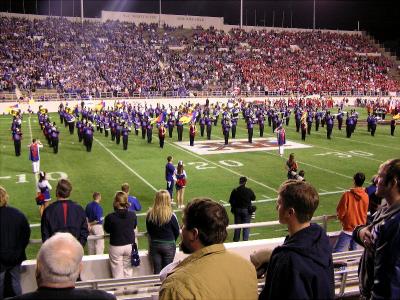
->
xmin=1 ymin=15 xmax=399 ymax=99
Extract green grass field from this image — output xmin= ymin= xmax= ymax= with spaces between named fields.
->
xmin=0 ymin=106 xmax=398 ymax=259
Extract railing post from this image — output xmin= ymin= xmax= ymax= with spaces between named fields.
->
xmin=322 ymin=215 xmax=328 ymax=232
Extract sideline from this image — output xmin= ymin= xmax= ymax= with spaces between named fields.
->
xmin=94 ymin=137 xmax=158 ymax=192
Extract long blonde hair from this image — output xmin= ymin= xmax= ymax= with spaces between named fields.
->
xmin=147 ymin=190 xmax=172 ymax=226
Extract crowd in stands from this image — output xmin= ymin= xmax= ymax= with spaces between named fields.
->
xmin=1 ymin=16 xmax=399 ymax=98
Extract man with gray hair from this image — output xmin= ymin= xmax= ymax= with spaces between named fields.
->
xmin=10 ymin=232 xmax=115 ymax=299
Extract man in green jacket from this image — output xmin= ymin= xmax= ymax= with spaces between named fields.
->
xmin=159 ymin=198 xmax=258 ymax=300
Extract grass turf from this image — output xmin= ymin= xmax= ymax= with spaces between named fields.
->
xmin=0 ymin=107 xmax=398 ymax=258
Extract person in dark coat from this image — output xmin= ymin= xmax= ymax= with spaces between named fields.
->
xmin=12 ymin=128 xmax=22 ymax=156
xmin=259 ymin=180 xmax=334 ymax=300
xmin=41 ymin=179 xmax=89 ymax=247
xmin=229 ymin=177 xmax=256 ymax=242
xmin=0 ymin=186 xmax=30 ymax=299
xmin=353 ymin=159 xmax=400 ymax=299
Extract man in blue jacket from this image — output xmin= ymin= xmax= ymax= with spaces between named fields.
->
xmin=259 ymin=180 xmax=334 ymax=300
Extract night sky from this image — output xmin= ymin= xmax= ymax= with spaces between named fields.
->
xmin=1 ymin=0 xmax=399 ymax=56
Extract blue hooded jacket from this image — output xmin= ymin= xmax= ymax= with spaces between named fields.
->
xmin=259 ymin=223 xmax=334 ymax=300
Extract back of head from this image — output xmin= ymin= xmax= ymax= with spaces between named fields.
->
xmin=279 ymin=180 xmax=319 ymax=223
xmin=183 ymin=198 xmax=228 ymax=246
xmin=36 ymin=232 xmax=83 ymax=286
xmin=113 ymin=191 xmax=129 ymax=209
xmin=353 ymin=172 xmax=366 ymax=187
xmin=167 ymin=155 xmax=172 ymax=162
xmin=239 ymin=176 xmax=247 ymax=185
xmin=0 ymin=186 xmax=9 ymax=207
xmin=121 ymin=183 xmax=130 ymax=193
xmin=56 ymin=179 xmax=72 ymax=199
xmin=147 ymin=190 xmax=172 ymax=226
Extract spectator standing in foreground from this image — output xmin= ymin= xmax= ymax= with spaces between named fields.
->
xmin=259 ymin=180 xmax=334 ymax=300
xmin=104 ymin=191 xmax=137 ymax=278
xmin=364 ymin=175 xmax=383 ymax=223
xmin=165 ymin=156 xmax=175 ymax=201
xmin=10 ymin=233 xmax=115 ymax=300
xmin=333 ymin=172 xmax=368 ymax=252
xmin=353 ymin=159 xmax=400 ymax=299
xmin=146 ymin=190 xmax=180 ymax=274
xmin=121 ymin=183 xmax=142 ymax=212
xmin=159 ymin=198 xmax=258 ymax=300
xmin=85 ymin=192 xmax=105 ymax=255
xmin=229 ymin=176 xmax=256 ymax=242
xmin=0 ymin=186 xmax=30 ymax=299
xmin=41 ymin=179 xmax=89 ymax=247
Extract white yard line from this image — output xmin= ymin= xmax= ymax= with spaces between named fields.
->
xmin=94 ymin=137 xmax=158 ymax=192
xmin=236 ymin=125 xmax=387 ymax=163
xmin=163 ymin=138 xmax=278 ymax=193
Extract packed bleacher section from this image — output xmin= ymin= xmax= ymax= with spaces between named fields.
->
xmin=1 ymin=16 xmax=399 ymax=99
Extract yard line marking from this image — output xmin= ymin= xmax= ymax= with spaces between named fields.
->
xmin=219 ymin=199 xmax=228 ymax=204
xmin=320 ymin=190 xmax=346 ymax=196
xmin=94 ymin=137 xmax=158 ymax=192
xmin=319 ymin=189 xmax=328 ymax=192
xmin=310 ymin=129 xmax=399 ymax=151
xmin=163 ymin=138 xmax=278 ymax=193
xmin=336 ymin=186 xmax=346 ymax=190
xmin=262 ymin=194 xmax=270 ymax=198
xmin=249 ymin=233 xmax=260 ymax=236
xmin=236 ymin=124 xmax=390 ymax=161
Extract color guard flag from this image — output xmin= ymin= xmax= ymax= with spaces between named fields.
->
xmin=95 ymin=101 xmax=105 ymax=111
xmin=179 ymin=111 xmax=197 ymax=124
xmin=151 ymin=112 xmax=166 ymax=125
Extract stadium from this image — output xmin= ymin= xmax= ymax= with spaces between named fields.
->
xmin=0 ymin=0 xmax=399 ymax=299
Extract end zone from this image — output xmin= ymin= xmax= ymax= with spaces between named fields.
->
xmin=175 ymin=138 xmax=312 ymax=155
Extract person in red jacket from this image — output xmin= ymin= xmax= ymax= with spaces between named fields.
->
xmin=333 ymin=172 xmax=369 ymax=252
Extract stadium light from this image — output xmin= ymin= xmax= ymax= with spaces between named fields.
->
xmin=159 ymin=0 xmax=162 ymax=27
xmin=240 ymin=0 xmax=243 ymax=28
xmin=313 ymin=0 xmax=316 ymax=30
xmin=81 ymin=0 xmax=84 ymax=24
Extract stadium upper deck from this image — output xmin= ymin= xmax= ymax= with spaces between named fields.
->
xmin=1 ymin=14 xmax=399 ymax=99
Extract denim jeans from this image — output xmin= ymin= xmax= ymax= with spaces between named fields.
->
xmin=149 ymin=241 xmax=176 ymax=274
xmin=0 ymin=265 xmax=22 ymax=298
xmin=233 ymin=208 xmax=251 ymax=242
xmin=333 ymin=231 xmax=358 ymax=252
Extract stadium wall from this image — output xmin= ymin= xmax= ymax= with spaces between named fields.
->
xmin=0 ymin=97 xmax=390 ymax=115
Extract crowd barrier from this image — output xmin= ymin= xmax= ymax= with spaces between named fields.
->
xmin=1 ymin=89 xmax=399 ymax=104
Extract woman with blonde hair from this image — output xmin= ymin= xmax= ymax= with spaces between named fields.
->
xmin=104 ymin=191 xmax=137 ymax=278
xmin=146 ymin=190 xmax=179 ymax=274
xmin=175 ymin=161 xmax=187 ymax=209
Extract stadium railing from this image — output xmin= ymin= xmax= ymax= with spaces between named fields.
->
xmin=2 ymin=90 xmax=399 ymax=103
xmin=72 ymin=249 xmax=363 ymax=300
xmin=27 ymin=214 xmax=338 ymax=245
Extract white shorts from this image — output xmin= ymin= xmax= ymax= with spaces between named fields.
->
xmin=32 ymin=161 xmax=40 ymax=174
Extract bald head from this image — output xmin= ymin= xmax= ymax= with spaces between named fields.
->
xmin=36 ymin=233 xmax=83 ymax=287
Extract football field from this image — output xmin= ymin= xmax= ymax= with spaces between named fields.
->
xmin=0 ymin=107 xmax=398 ymax=258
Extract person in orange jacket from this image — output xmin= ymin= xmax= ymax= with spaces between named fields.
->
xmin=333 ymin=172 xmax=369 ymax=252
